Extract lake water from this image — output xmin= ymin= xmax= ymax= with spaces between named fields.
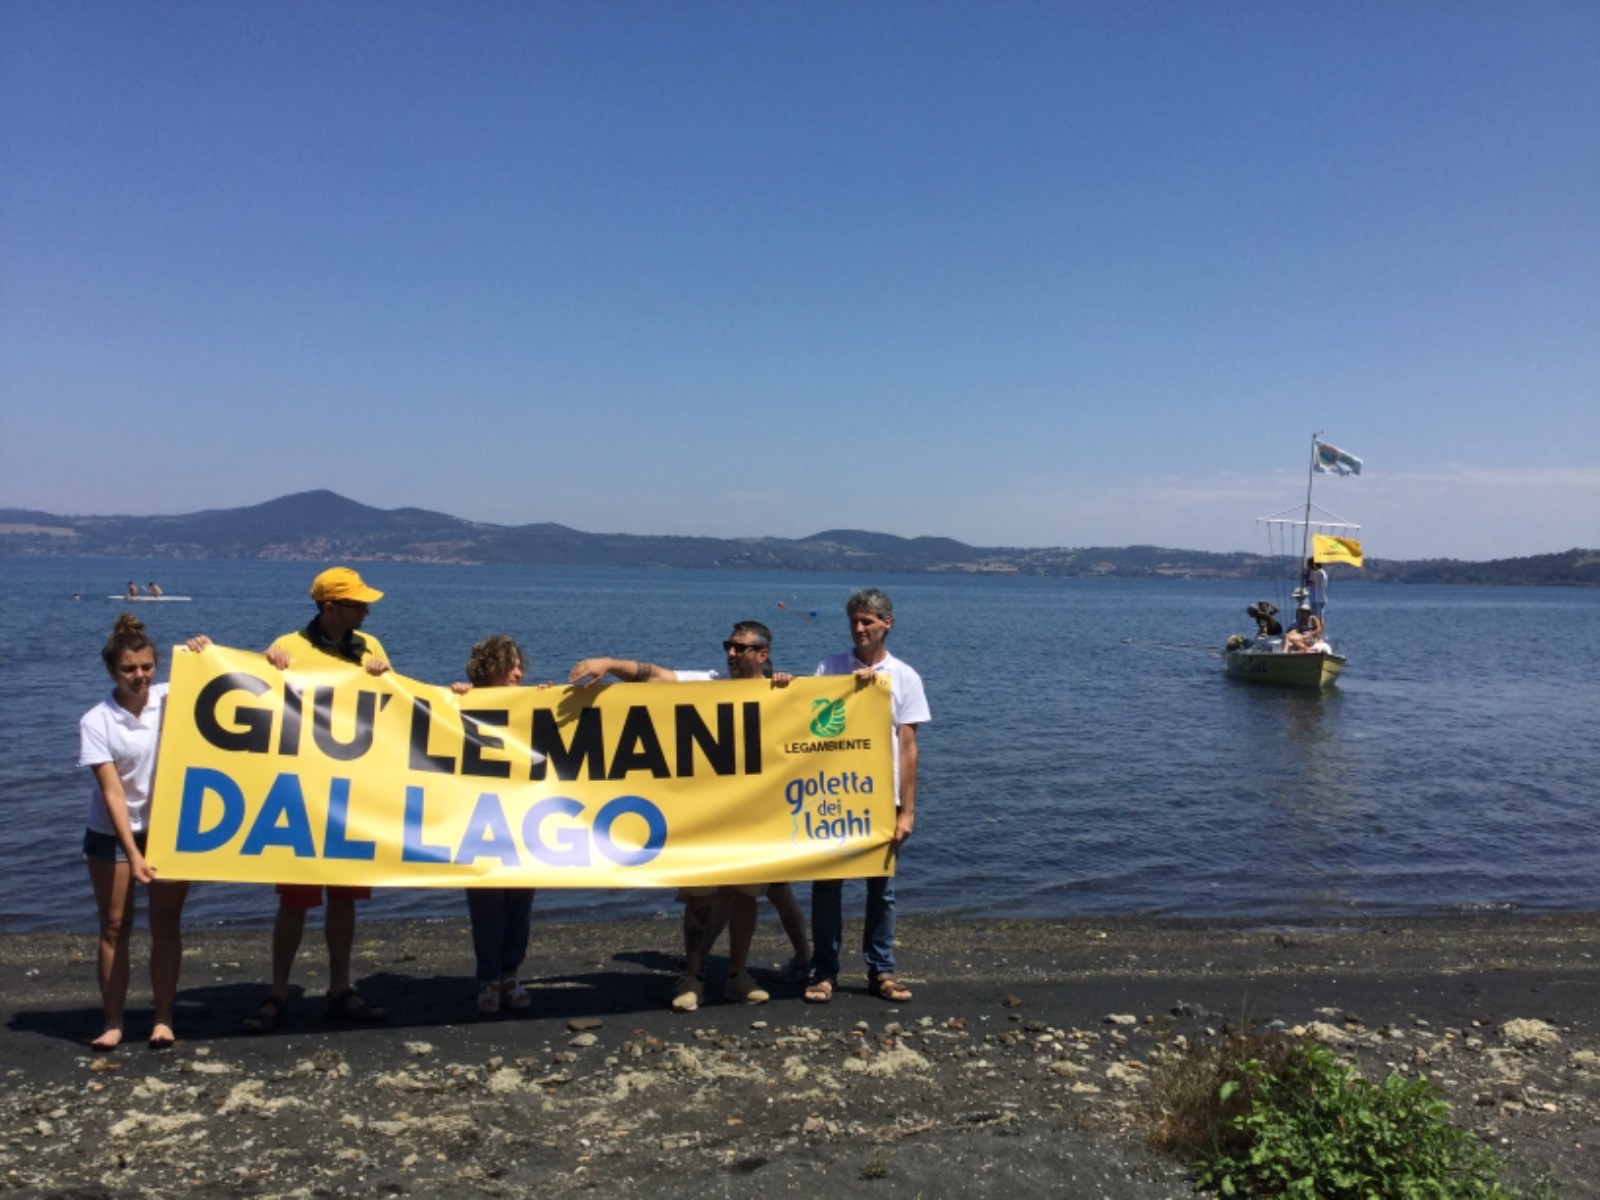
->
xmin=4 ymin=556 xmax=1597 ymax=934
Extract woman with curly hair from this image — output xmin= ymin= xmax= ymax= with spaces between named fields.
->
xmin=457 ymin=634 xmax=541 ymax=1015
xmin=78 ymin=614 xmax=194 ymax=1049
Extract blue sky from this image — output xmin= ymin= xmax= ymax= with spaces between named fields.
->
xmin=3 ymin=2 xmax=1596 ymax=560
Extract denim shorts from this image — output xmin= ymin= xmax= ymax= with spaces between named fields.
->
xmin=82 ymin=828 xmax=147 ymax=863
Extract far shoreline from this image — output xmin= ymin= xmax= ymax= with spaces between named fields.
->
xmin=4 ymin=539 xmax=1597 ymax=588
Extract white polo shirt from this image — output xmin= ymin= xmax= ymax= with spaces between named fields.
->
xmin=78 ymin=683 xmax=168 ymax=835
xmin=815 ymin=648 xmax=930 ymax=803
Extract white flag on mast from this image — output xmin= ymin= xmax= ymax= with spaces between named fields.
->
xmin=1313 ymin=440 xmax=1362 ymax=476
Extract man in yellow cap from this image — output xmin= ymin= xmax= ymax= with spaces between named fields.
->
xmin=264 ymin=566 xmax=391 ymax=674
xmin=242 ymin=567 xmax=391 ymax=1032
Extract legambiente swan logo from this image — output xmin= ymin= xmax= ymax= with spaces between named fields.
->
xmin=809 ymin=698 xmax=847 ymax=738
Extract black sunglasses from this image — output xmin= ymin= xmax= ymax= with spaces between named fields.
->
xmin=723 ymin=640 xmax=766 ymax=654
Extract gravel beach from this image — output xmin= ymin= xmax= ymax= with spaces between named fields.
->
xmin=3 ymin=913 xmax=1597 ymax=1198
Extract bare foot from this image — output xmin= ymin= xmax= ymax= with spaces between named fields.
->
xmin=148 ymin=1022 xmax=176 ymax=1050
xmin=91 ymin=1027 xmax=123 ymax=1051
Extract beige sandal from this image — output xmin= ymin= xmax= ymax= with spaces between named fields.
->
xmin=803 ymin=975 xmax=836 ymax=1004
xmin=869 ymin=973 xmax=912 ymax=1003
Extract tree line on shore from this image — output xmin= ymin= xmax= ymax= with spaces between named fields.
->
xmin=2 ymin=490 xmax=1595 ymax=585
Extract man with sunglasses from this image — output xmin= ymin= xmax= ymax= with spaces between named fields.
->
xmin=242 ymin=567 xmax=392 ymax=1032
xmin=569 ymin=621 xmax=809 ymax=1011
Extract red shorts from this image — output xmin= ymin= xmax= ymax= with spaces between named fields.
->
xmin=275 ymin=884 xmax=372 ymax=911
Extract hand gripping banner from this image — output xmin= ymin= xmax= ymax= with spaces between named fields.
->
xmin=147 ymin=645 xmax=897 ymax=888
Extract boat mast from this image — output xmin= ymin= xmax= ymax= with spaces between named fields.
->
xmin=1298 ymin=432 xmax=1319 ymax=593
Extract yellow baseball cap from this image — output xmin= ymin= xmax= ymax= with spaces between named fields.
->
xmin=310 ymin=567 xmax=384 ymax=604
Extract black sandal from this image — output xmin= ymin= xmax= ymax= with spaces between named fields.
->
xmin=241 ymin=995 xmax=287 ymax=1034
xmin=326 ymin=986 xmax=386 ymax=1024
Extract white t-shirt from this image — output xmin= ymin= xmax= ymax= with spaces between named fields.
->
xmin=815 ymin=648 xmax=930 ymax=803
xmin=78 ymin=683 xmax=168 ymax=835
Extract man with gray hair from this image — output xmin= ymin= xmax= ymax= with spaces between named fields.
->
xmin=805 ymin=588 xmax=930 ymax=1005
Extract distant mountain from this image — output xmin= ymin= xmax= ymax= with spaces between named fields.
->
xmin=0 ymin=492 xmax=1594 ymax=584
xmin=1369 ymin=550 xmax=1600 ymax=587
xmin=800 ymin=529 xmax=981 ymax=560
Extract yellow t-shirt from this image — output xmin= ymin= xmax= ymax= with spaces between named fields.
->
xmin=267 ymin=623 xmax=389 ymax=669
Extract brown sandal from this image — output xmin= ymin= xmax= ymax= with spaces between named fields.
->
xmin=241 ymin=995 xmax=287 ymax=1034
xmin=326 ymin=986 xmax=387 ymax=1024
xmin=803 ymin=975 xmax=836 ymax=1004
xmin=869 ymin=973 xmax=912 ymax=1003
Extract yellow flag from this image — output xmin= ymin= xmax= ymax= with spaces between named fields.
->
xmin=1313 ymin=534 xmax=1363 ymax=567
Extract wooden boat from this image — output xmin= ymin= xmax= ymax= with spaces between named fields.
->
xmin=1224 ymin=635 xmax=1345 ymax=688
xmin=1224 ymin=434 xmax=1361 ymax=690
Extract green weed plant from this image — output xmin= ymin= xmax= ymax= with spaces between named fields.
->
xmin=1150 ymin=1035 xmax=1529 ymax=1198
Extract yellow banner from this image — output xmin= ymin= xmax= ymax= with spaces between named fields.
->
xmin=147 ymin=646 xmax=896 ymax=887
xmin=1312 ymin=533 xmax=1363 ymax=567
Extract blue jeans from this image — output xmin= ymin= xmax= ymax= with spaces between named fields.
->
xmin=466 ymin=888 xmax=535 ymax=983
xmin=811 ymin=876 xmax=895 ymax=979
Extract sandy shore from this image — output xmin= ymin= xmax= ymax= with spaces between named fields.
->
xmin=3 ymin=912 xmax=1597 ymax=1197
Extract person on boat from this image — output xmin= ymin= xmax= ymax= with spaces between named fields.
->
xmin=1304 ymin=558 xmax=1328 ymax=620
xmin=77 ymin=614 xmax=198 ymax=1050
xmin=1282 ymin=604 xmax=1327 ymax=654
xmin=568 ymin=621 xmax=810 ymax=1012
xmin=125 ymin=581 xmax=139 ymax=598
xmin=1246 ymin=599 xmax=1281 ymax=637
xmin=241 ymin=566 xmax=392 ymax=1032
xmin=146 ymin=581 xmax=163 ymax=598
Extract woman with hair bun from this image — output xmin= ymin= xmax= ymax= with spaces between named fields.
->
xmin=77 ymin=614 xmax=194 ymax=1050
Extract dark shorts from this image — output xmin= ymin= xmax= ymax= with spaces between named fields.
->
xmin=82 ymin=829 xmax=147 ymax=863
xmin=675 ymin=884 xmax=765 ymax=901
xmin=276 ymin=884 xmax=373 ymax=911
